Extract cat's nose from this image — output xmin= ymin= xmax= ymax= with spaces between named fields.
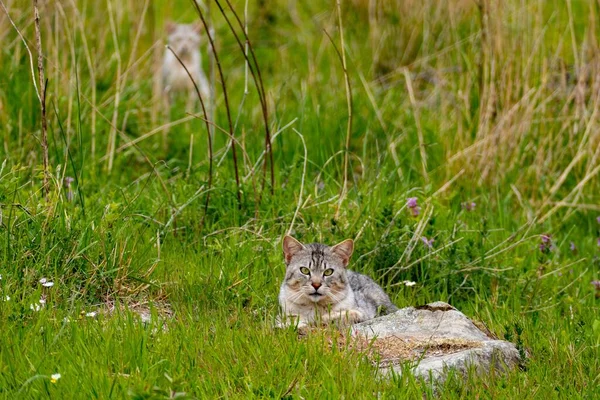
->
xmin=311 ymin=282 xmax=321 ymax=290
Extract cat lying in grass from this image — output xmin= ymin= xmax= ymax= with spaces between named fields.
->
xmin=278 ymin=236 xmax=398 ymax=330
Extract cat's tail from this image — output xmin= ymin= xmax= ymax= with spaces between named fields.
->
xmin=384 ymin=302 xmax=399 ymax=314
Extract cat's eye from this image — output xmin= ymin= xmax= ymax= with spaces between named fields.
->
xmin=323 ymin=268 xmax=334 ymax=276
xmin=299 ymin=267 xmax=310 ymax=275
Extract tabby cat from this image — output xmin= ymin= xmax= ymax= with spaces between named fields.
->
xmin=278 ymin=235 xmax=398 ymax=329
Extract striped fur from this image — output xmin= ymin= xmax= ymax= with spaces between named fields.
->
xmin=278 ymin=236 xmax=397 ymax=329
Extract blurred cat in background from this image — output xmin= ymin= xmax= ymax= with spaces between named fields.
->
xmin=162 ymin=22 xmax=210 ymax=112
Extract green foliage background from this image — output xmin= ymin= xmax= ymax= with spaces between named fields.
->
xmin=0 ymin=0 xmax=599 ymax=398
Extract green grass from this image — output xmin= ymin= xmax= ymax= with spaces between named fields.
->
xmin=1 ymin=0 xmax=600 ymax=398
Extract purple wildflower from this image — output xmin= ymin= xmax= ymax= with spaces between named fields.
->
xmin=63 ymin=176 xmax=74 ymax=188
xmin=597 ymin=237 xmax=600 ymax=248
xmin=539 ymin=234 xmax=553 ymax=253
xmin=541 ymin=234 xmax=551 ymax=244
xmin=421 ymin=236 xmax=434 ymax=248
xmin=569 ymin=242 xmax=576 ymax=252
xmin=592 ymin=280 xmax=600 ymax=291
xmin=461 ymin=202 xmax=476 ymax=212
xmin=596 ymin=216 xmax=600 ymax=224
xmin=407 ymin=197 xmax=421 ymax=217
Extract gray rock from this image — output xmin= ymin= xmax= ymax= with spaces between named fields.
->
xmin=352 ymin=301 xmax=521 ymax=383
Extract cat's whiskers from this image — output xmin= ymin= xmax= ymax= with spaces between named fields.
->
xmin=325 ymin=290 xmax=344 ymax=305
xmin=286 ymin=288 xmax=309 ymax=305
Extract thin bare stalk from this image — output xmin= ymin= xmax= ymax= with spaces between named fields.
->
xmin=166 ymin=45 xmax=213 ymax=231
xmin=336 ymin=0 xmax=352 ymax=219
xmin=403 ymin=68 xmax=429 ymax=184
xmin=187 ymin=133 xmax=194 ymax=179
xmin=244 ymin=0 xmax=249 ymax=95
xmin=33 ymin=0 xmax=48 ymax=198
xmin=190 ymin=0 xmax=241 ymax=206
xmin=149 ymin=0 xmax=160 ymax=127
xmin=476 ymin=0 xmax=487 ymax=112
xmin=217 ymin=0 xmax=275 ymax=198
xmin=52 ymin=101 xmax=85 ymax=216
xmin=219 ymin=0 xmax=250 ymax=170
xmin=565 ymin=0 xmax=580 ymax=74
xmin=105 ymin=0 xmax=121 ymax=173
xmin=322 ymin=1 xmax=353 ymax=219
xmin=204 ymin=0 xmax=216 ymax=139
xmin=0 ymin=0 xmax=41 ymax=102
xmin=67 ymin=0 xmax=97 ymax=168
xmin=287 ymin=129 xmax=308 ymax=235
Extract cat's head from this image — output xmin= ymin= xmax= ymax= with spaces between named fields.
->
xmin=166 ymin=22 xmax=202 ymax=59
xmin=281 ymin=236 xmax=354 ymax=304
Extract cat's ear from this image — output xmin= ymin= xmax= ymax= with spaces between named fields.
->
xmin=331 ymin=239 xmax=354 ymax=267
xmin=282 ymin=235 xmax=305 ymax=264
xmin=166 ymin=21 xmax=177 ymax=34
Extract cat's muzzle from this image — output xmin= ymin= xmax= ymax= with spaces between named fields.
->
xmin=309 ymin=291 xmax=324 ymax=302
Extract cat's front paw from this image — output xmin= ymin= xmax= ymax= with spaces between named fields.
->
xmin=274 ymin=318 xmax=287 ymax=329
xmin=337 ymin=309 xmax=363 ymax=326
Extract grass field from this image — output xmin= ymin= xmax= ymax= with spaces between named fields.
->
xmin=1 ymin=0 xmax=600 ymax=398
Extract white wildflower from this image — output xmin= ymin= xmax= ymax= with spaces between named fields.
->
xmin=50 ymin=373 xmax=61 ymax=383
xmin=39 ymin=278 xmax=47 ymax=284
xmin=403 ymin=280 xmax=417 ymax=287
xmin=85 ymin=311 xmax=98 ymax=318
xmin=42 ymin=281 xmax=54 ymax=288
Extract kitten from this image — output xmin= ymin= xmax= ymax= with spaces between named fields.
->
xmin=278 ymin=235 xmax=398 ymax=329
xmin=162 ymin=22 xmax=210 ymax=110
